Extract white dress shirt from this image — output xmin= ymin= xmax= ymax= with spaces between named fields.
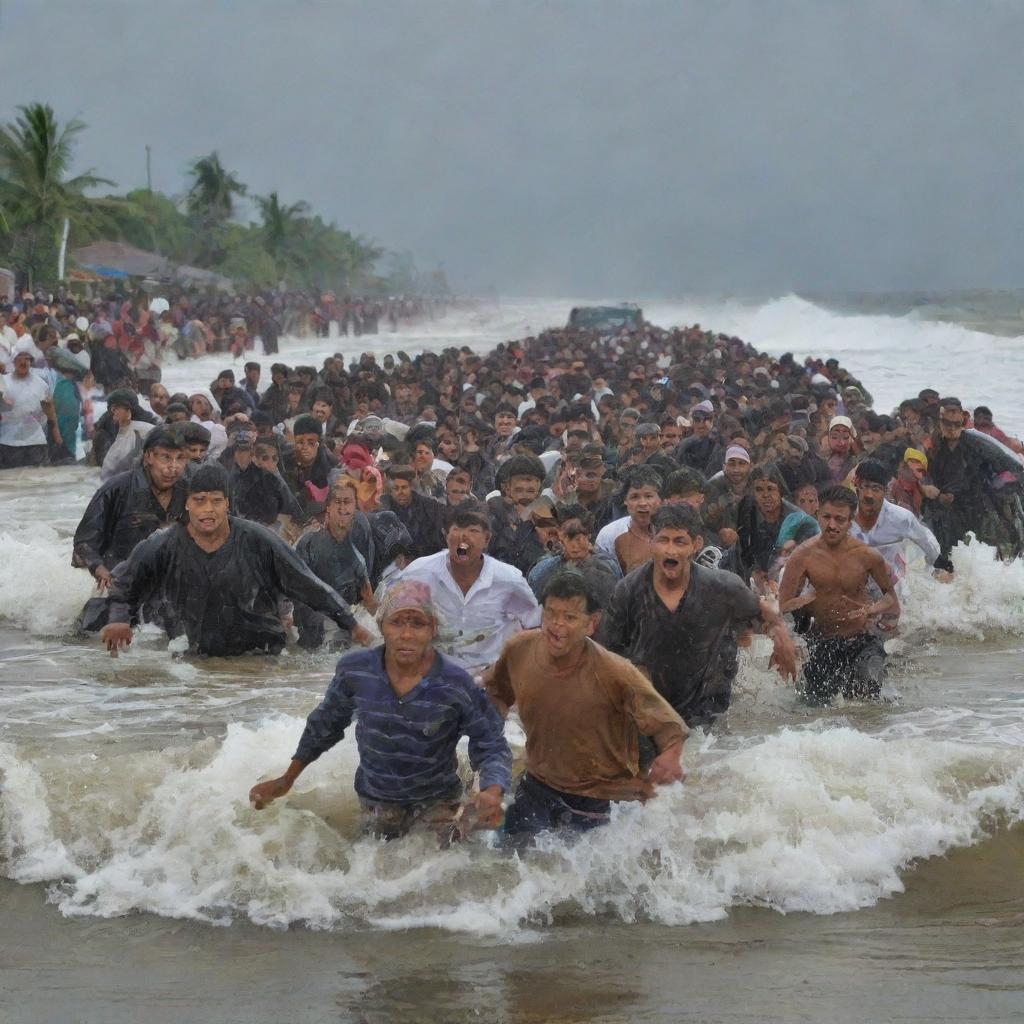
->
xmin=394 ymin=551 xmax=541 ymax=672
xmin=850 ymin=499 xmax=940 ymax=579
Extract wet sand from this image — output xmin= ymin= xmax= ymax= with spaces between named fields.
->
xmin=4 ymin=825 xmax=1023 ymax=1024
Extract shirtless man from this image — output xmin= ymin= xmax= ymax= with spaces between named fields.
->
xmin=778 ymin=485 xmax=898 ymax=704
xmin=610 ymin=466 xmax=664 ymax=574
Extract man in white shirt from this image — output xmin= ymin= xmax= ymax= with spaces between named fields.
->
xmin=392 ymin=502 xmax=541 ymax=674
xmin=849 ymin=459 xmax=942 ymax=581
xmin=0 ymin=346 xmax=57 ymax=468
xmin=0 ymin=311 xmax=19 ymax=371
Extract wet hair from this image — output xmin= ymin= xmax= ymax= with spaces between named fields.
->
xmin=252 ymin=410 xmax=273 ymax=428
xmin=187 ymin=462 xmax=229 ymax=497
xmin=385 ymin=463 xmax=416 ymax=482
xmin=973 ymin=405 xmax=992 ymax=418
xmin=500 ymin=453 xmax=546 ymax=484
xmin=142 ymin=426 xmax=185 ymax=452
xmin=818 ymin=484 xmax=858 ymax=514
xmin=445 ymin=501 xmax=491 ymax=533
xmin=854 ymin=458 xmax=891 ymax=487
xmin=555 ymin=501 xmax=591 ymax=528
xmin=254 ymin=435 xmax=280 ymax=453
xmin=541 ymin=567 xmax=600 ymax=614
xmin=292 ymin=414 xmax=322 ymax=439
xmin=748 ymin=461 xmax=791 ymax=499
xmin=651 ymin=503 xmax=703 ymax=539
xmin=406 ymin=425 xmax=437 ymax=451
xmin=622 ymin=464 xmax=665 ymax=497
xmin=664 ymin=468 xmax=706 ymax=498
xmin=106 ymin=387 xmax=136 ymax=411
xmin=244 ymin=361 xmax=260 ymax=372
xmin=178 ymin=422 xmax=211 ymax=446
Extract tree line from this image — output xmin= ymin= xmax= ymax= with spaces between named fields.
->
xmin=0 ymin=103 xmax=419 ymax=295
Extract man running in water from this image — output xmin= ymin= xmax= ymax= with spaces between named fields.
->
xmin=778 ymin=485 xmax=898 ymax=703
xmin=849 ymin=459 xmax=943 ymax=582
xmin=100 ymin=464 xmax=373 ymax=657
xmin=250 ymin=580 xmax=511 ymax=841
xmin=485 ymin=569 xmax=686 ymax=843
xmin=600 ymin=504 xmax=797 ymax=728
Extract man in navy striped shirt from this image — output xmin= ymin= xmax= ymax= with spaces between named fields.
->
xmin=249 ymin=580 xmax=512 ymax=840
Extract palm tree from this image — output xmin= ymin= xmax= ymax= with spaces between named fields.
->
xmin=184 ymin=151 xmax=247 ymax=266
xmin=256 ymin=191 xmax=310 ymax=275
xmin=0 ymin=103 xmax=116 ymax=287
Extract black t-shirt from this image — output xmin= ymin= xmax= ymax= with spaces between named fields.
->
xmin=600 ymin=562 xmax=761 ymax=717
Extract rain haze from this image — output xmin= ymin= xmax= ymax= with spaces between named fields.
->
xmin=3 ymin=0 xmax=1024 ymax=296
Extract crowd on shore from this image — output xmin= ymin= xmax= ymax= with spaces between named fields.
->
xmin=0 ymin=286 xmax=448 ymax=467
xmin=5 ymin=304 xmax=1024 ymax=843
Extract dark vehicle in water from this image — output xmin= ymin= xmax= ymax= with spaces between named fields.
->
xmin=567 ymin=304 xmax=644 ymax=334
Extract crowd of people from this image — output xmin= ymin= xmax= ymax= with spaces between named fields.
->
xmin=0 ymin=287 xmax=447 ymax=468
xmin=6 ymin=301 xmax=1024 ymax=846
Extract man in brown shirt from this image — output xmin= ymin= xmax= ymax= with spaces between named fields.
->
xmin=484 ymin=568 xmax=687 ymax=842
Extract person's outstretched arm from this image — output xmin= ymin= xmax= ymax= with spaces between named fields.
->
xmin=249 ymin=665 xmax=356 ymax=808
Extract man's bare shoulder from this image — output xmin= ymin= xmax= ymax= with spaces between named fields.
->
xmin=786 ymin=533 xmax=824 ymax=564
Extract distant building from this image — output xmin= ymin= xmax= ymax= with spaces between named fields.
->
xmin=70 ymin=241 xmax=234 ymax=292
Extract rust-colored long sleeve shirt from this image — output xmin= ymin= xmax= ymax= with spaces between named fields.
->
xmin=484 ymin=631 xmax=688 ymax=800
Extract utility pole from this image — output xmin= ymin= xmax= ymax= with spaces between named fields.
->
xmin=146 ymin=145 xmax=152 ymax=193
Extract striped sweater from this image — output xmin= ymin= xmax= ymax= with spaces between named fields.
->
xmin=294 ymin=647 xmax=512 ymax=804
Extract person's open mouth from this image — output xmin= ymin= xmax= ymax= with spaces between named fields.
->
xmin=662 ymin=557 xmax=680 ymax=570
xmin=455 ymin=543 xmax=470 ymax=559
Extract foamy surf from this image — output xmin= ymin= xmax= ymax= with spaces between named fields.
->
xmin=0 ymin=718 xmax=1019 ymax=936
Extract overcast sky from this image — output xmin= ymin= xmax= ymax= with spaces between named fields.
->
xmin=4 ymin=0 xmax=1023 ymax=296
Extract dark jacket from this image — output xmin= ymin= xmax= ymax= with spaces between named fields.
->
xmin=599 ymin=561 xmax=760 ymax=722
xmin=226 ymin=459 xmax=305 ymax=526
xmin=925 ymin=430 xmax=1024 ymax=559
xmin=674 ymin=434 xmax=725 ymax=478
xmin=280 ymin=444 xmax=338 ymax=519
xmin=73 ymin=466 xmax=188 ymax=573
xmin=258 ymin=383 xmax=290 ymax=426
xmin=106 ymin=517 xmax=357 ymax=656
xmin=381 ymin=492 xmax=447 ymax=561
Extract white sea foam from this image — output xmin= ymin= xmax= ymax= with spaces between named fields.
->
xmin=642 ymin=294 xmax=1024 ymax=432
xmin=0 ymin=717 xmax=1018 ymax=935
xmin=0 ymin=524 xmax=94 ymax=633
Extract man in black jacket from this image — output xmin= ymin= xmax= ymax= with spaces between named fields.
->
xmin=673 ymin=401 xmax=725 ymax=478
xmin=73 ymin=427 xmax=189 ymax=589
xmin=99 ymin=464 xmax=372 ymax=657
xmin=223 ymin=421 xmax=306 ymax=530
xmin=279 ymin=414 xmax=338 ymax=519
xmin=925 ymin=397 xmax=1024 ymax=565
xmin=381 ymin=464 xmax=447 ymax=561
xmin=258 ymin=363 xmax=292 ymax=425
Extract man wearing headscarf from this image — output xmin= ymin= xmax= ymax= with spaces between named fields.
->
xmin=248 ymin=579 xmax=512 ymax=841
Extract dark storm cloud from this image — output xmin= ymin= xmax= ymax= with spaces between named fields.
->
xmin=4 ymin=0 xmax=1023 ymax=295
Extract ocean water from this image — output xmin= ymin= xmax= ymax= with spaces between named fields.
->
xmin=1 ymin=295 xmax=1023 ymax=1022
